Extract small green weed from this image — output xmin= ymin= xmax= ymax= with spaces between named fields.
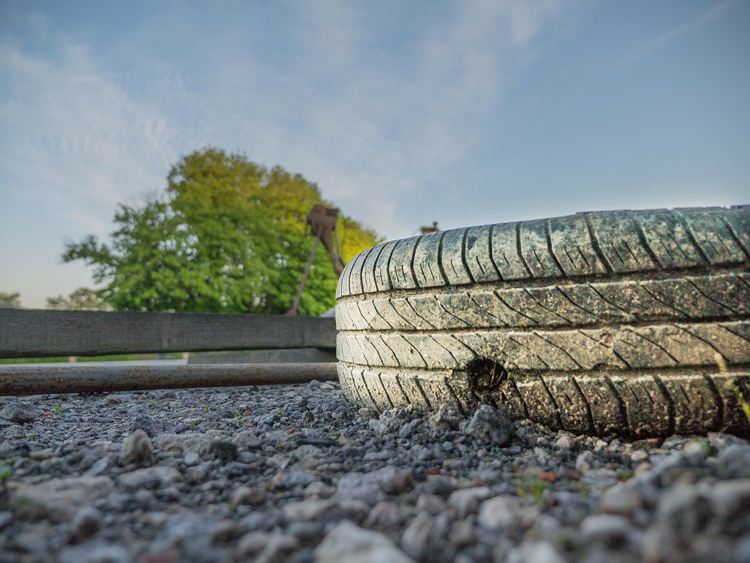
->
xmin=717 ymin=353 xmax=750 ymax=424
xmin=518 ymin=479 xmax=551 ymax=503
xmin=617 ymin=470 xmax=634 ymax=481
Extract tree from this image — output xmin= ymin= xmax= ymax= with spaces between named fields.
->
xmin=46 ymin=288 xmax=112 ymax=311
xmin=0 ymin=292 xmax=21 ymax=308
xmin=63 ymin=148 xmax=381 ymax=315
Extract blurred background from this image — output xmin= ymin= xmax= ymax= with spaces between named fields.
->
xmin=1 ymin=0 xmax=748 ymax=312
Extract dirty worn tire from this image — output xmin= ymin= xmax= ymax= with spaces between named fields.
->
xmin=335 ymin=206 xmax=750 ymax=439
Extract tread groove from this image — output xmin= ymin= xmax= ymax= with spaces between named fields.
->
xmin=703 ymin=374 xmax=725 ymax=432
xmin=523 ymin=288 xmax=575 ymax=324
xmin=404 ymin=298 xmax=438 ymax=329
xmin=718 ymin=323 xmax=750 ymax=347
xmin=720 ymin=215 xmax=750 ymax=260
xmin=629 ymin=214 xmax=663 ymax=268
xmin=413 ymin=377 xmax=433 ymax=410
xmin=435 ymin=231 xmax=450 ymax=284
xmin=396 ymin=334 xmax=430 ymax=368
xmin=677 ymin=325 xmax=727 ymax=361
xmin=434 ymin=296 xmax=472 ymax=327
xmin=639 ymin=285 xmax=691 ymax=317
xmin=468 ymin=294 xmax=506 ymax=325
xmin=555 ymin=286 xmax=599 ymax=318
xmin=493 ymin=291 xmax=540 ymax=325
xmin=532 ymin=332 xmax=584 ymax=369
xmin=443 ymin=378 xmax=467 ymax=416
xmin=583 ymin=213 xmax=615 ymax=274
xmin=367 ymin=301 xmax=395 ymax=330
xmin=461 ymin=228 xmax=477 ymax=284
xmin=685 ymin=278 xmax=738 ymax=315
xmin=359 ymin=369 xmax=381 ymax=410
xmin=544 ymin=218 xmax=567 ymax=275
xmin=509 ymin=379 xmax=529 ymax=419
xmin=515 ymin=222 xmax=534 ymax=277
xmin=409 ymin=234 xmax=421 ymax=288
xmin=628 ymin=330 xmax=681 ymax=365
xmin=378 ymin=300 xmax=417 ymax=330
xmin=394 ymin=375 xmax=413 ymax=406
xmin=604 ymin=376 xmax=631 ymax=437
xmin=487 ymin=224 xmax=503 ymax=278
xmin=538 ymin=375 xmax=564 ymax=430
xmin=672 ymin=210 xmax=711 ymax=266
xmin=585 ymin=283 xmax=642 ymax=321
xmin=377 ymin=371 xmax=396 ymax=409
xmin=570 ymin=376 xmax=596 ymax=434
xmin=349 ymin=370 xmax=369 ymax=407
xmin=652 ymin=375 xmax=676 ymax=437
xmin=367 ymin=242 xmax=388 ymax=292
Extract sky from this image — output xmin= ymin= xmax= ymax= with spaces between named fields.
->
xmin=1 ymin=0 xmax=749 ymax=308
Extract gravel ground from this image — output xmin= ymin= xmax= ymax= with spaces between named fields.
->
xmin=0 ymin=380 xmax=749 ymax=563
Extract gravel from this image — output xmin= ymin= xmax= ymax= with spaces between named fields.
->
xmin=0 ymin=380 xmax=748 ymax=562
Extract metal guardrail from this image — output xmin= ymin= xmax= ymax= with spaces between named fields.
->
xmin=0 ymin=310 xmax=339 ymax=396
xmin=0 ymin=309 xmax=336 ymax=358
xmin=0 ymin=363 xmax=339 ymax=396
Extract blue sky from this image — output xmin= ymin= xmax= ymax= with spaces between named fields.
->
xmin=1 ymin=0 xmax=748 ymax=308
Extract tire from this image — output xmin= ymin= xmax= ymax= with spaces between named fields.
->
xmin=335 ymin=206 xmax=750 ymax=439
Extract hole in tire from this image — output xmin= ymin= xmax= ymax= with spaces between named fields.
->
xmin=466 ymin=358 xmax=508 ymax=392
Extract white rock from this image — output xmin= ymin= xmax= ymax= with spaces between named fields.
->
xmin=231 ymin=486 xmax=265 ymax=507
xmin=460 ymin=405 xmax=513 ymax=446
xmin=209 ymin=519 xmax=242 ymax=543
xmin=415 ymin=494 xmax=447 ymax=516
xmin=0 ymin=402 xmax=42 ymax=423
xmin=155 ymin=433 xmax=210 ymax=454
xmin=118 ymin=430 xmax=154 ymax=466
xmin=304 ymin=481 xmax=335 ymax=499
xmin=400 ymin=511 xmax=434 ymax=559
xmin=509 ymin=542 xmax=566 ymax=563
xmin=72 ymin=506 xmax=104 ymax=539
xmin=478 ymin=495 xmax=522 ymax=529
xmin=555 ymin=433 xmax=576 ymax=450
xmin=59 ymin=543 xmax=132 ymax=563
xmin=575 ymin=451 xmax=594 ymax=472
xmin=183 ymin=452 xmax=200 ymax=466
xmin=117 ymin=466 xmax=181 ymax=490
xmin=707 ymin=479 xmax=750 ymax=534
xmin=598 ymin=483 xmax=643 ymax=516
xmin=315 ymin=520 xmax=415 ymax=563
xmin=10 ymin=477 xmax=114 ymax=523
xmin=580 ymin=514 xmax=632 ymax=545
xmin=283 ymin=498 xmax=337 ymax=521
xmin=237 ymin=530 xmax=300 ymax=557
xmin=448 ymin=487 xmax=493 ymax=518
xmin=682 ymin=441 xmax=709 ymax=463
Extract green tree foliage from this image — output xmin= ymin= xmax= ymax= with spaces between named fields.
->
xmin=0 ymin=292 xmax=21 ymax=308
xmin=63 ymin=148 xmax=381 ymax=315
xmin=46 ymin=287 xmax=112 ymax=311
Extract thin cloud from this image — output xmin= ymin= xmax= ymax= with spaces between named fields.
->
xmin=615 ymin=0 xmax=739 ymax=68
xmin=1 ymin=1 xmax=579 ymax=241
xmin=0 ymin=36 xmax=179 ymax=237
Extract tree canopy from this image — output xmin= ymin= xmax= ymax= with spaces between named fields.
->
xmin=47 ymin=288 xmax=112 ymax=311
xmin=64 ymin=148 xmax=381 ymax=315
xmin=0 ymin=292 xmax=21 ymax=308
